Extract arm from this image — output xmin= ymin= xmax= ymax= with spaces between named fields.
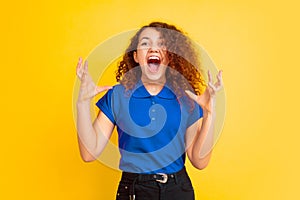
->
xmin=76 ymin=58 xmax=114 ymax=162
xmin=185 ymin=70 xmax=223 ymax=170
xmin=185 ymin=111 xmax=215 ymax=170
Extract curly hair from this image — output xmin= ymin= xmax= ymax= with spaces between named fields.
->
xmin=116 ymin=22 xmax=206 ymax=99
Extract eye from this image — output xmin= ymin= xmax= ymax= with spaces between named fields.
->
xmin=158 ymin=41 xmax=166 ymax=48
xmin=140 ymin=41 xmax=149 ymax=46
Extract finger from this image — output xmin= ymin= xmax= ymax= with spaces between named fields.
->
xmin=208 ymin=70 xmax=213 ymax=84
xmin=76 ymin=57 xmax=83 ymax=78
xmin=76 ymin=57 xmax=82 ymax=69
xmin=84 ymin=60 xmax=88 ymax=74
xmin=217 ymin=70 xmax=223 ymax=85
xmin=185 ymin=90 xmax=199 ymax=103
xmin=208 ymin=82 xmax=217 ymax=92
xmin=80 ymin=60 xmax=89 ymax=81
xmin=215 ymin=70 xmax=223 ymax=91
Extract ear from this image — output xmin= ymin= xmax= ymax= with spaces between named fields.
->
xmin=133 ymin=51 xmax=139 ymax=63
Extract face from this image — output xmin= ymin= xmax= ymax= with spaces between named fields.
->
xmin=133 ymin=28 xmax=169 ymax=83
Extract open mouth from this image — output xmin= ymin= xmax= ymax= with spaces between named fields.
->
xmin=147 ymin=56 xmax=161 ymax=73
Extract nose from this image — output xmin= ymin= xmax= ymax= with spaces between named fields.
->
xmin=149 ymin=44 xmax=160 ymax=53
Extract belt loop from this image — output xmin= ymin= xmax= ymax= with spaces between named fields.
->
xmin=129 ymin=176 xmax=138 ymax=200
xmin=173 ymin=173 xmax=178 ymax=184
xmin=174 ymin=167 xmax=185 ymax=185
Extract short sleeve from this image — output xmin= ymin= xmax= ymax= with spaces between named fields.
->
xmin=187 ymin=102 xmax=203 ymax=127
xmin=96 ymin=89 xmax=116 ymax=124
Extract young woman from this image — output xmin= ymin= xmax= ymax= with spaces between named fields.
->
xmin=76 ymin=22 xmax=223 ymax=200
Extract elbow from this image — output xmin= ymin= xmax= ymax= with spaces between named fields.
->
xmin=78 ymin=141 xmax=98 ymax=162
xmin=79 ymin=151 xmax=97 ymax=162
xmin=192 ymin=160 xmax=209 ymax=170
xmin=81 ymin=156 xmax=96 ymax=162
xmin=189 ymin=153 xmax=212 ymax=170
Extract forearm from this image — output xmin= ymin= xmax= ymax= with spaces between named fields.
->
xmin=198 ymin=112 xmax=215 ymax=157
xmin=190 ymin=112 xmax=216 ymax=168
xmin=76 ymin=101 xmax=98 ymax=159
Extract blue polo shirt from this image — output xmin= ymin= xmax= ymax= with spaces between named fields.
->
xmin=96 ymin=80 xmax=203 ymax=174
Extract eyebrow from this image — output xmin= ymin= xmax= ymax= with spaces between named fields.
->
xmin=139 ymin=37 xmax=150 ymax=41
xmin=139 ymin=36 xmax=164 ymax=42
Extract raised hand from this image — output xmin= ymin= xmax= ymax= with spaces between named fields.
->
xmin=76 ymin=57 xmax=112 ymax=103
xmin=185 ymin=70 xmax=223 ymax=114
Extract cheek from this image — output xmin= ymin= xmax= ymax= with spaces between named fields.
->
xmin=162 ymin=54 xmax=169 ymax=65
xmin=135 ymin=50 xmax=147 ymax=63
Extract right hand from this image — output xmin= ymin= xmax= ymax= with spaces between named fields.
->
xmin=76 ymin=57 xmax=112 ymax=103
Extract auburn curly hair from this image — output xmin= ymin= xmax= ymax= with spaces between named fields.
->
xmin=116 ymin=21 xmax=206 ymax=99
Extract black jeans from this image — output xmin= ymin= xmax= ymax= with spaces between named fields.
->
xmin=116 ymin=167 xmax=195 ymax=200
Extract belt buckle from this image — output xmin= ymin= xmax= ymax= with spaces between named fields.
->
xmin=156 ymin=173 xmax=168 ymax=183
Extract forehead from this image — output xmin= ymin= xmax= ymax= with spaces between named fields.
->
xmin=139 ymin=27 xmax=163 ymax=40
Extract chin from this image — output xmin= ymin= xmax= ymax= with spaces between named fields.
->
xmin=144 ymin=74 xmax=162 ymax=81
xmin=142 ymin=72 xmax=164 ymax=83
xmin=146 ymin=69 xmax=166 ymax=82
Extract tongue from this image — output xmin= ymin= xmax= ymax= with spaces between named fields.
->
xmin=148 ymin=63 xmax=159 ymax=73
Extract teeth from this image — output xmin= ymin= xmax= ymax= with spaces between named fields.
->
xmin=148 ymin=56 xmax=160 ymax=60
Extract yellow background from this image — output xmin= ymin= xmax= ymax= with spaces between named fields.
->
xmin=1 ymin=0 xmax=299 ymax=199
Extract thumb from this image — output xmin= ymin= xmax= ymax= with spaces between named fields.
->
xmin=95 ymin=85 xmax=113 ymax=95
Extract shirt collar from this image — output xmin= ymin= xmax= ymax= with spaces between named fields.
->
xmin=132 ymin=80 xmax=177 ymax=100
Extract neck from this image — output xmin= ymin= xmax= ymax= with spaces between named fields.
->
xmin=141 ymin=79 xmax=166 ymax=96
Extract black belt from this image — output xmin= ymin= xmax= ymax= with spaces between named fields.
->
xmin=121 ymin=167 xmax=187 ymax=200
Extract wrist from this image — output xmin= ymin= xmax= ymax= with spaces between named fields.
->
xmin=203 ymin=110 xmax=213 ymax=119
xmin=76 ymin=99 xmax=91 ymax=107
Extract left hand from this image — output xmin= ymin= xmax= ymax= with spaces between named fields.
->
xmin=185 ymin=70 xmax=223 ymax=114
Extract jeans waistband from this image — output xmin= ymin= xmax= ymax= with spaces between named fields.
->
xmin=121 ymin=167 xmax=187 ymax=183
xmin=120 ymin=167 xmax=188 ymax=200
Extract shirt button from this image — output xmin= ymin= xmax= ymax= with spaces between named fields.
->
xmin=152 ymin=101 xmax=155 ymax=105
xmin=151 ymin=117 xmax=155 ymax=121
xmin=152 ymin=109 xmax=155 ymax=112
